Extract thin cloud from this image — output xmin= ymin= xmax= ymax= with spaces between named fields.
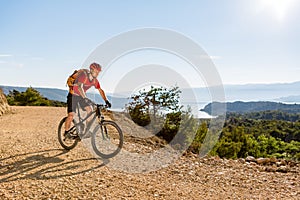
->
xmin=0 ymin=60 xmax=24 ymax=68
xmin=0 ymin=54 xmax=13 ymax=57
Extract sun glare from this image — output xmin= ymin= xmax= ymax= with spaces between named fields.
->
xmin=259 ymin=0 xmax=296 ymax=22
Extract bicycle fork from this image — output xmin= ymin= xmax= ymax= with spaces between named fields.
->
xmin=99 ymin=123 xmax=109 ymax=141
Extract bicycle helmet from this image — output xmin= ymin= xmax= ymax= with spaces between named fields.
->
xmin=89 ymin=62 xmax=102 ymax=72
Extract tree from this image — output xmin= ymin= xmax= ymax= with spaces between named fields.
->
xmin=126 ymin=85 xmax=183 ymax=142
xmin=239 ymin=134 xmax=259 ymax=158
xmin=211 ymin=126 xmax=244 ymax=159
xmin=188 ymin=121 xmax=208 ymax=153
xmin=127 ymin=86 xmax=182 ymax=125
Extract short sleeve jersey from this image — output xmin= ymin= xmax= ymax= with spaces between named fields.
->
xmin=73 ymin=71 xmax=100 ymax=96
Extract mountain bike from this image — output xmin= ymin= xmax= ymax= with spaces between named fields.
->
xmin=57 ymin=100 xmax=123 ymax=159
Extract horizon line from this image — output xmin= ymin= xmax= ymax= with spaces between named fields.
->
xmin=1 ymin=80 xmax=300 ymax=92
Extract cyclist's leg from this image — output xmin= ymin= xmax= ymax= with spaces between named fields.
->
xmin=85 ymin=105 xmax=93 ymax=129
xmin=65 ymin=112 xmax=75 ymax=131
xmin=78 ymin=97 xmax=93 ymax=133
xmin=65 ymin=93 xmax=76 ymax=132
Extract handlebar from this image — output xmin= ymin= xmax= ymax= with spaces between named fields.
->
xmin=97 ymin=104 xmax=109 ymax=109
xmin=85 ymin=98 xmax=109 ymax=109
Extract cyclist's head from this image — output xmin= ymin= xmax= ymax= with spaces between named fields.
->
xmin=89 ymin=62 xmax=102 ymax=78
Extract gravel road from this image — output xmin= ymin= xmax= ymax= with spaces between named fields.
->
xmin=0 ymin=106 xmax=299 ymax=199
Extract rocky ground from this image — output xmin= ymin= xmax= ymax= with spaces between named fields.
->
xmin=0 ymin=106 xmax=299 ymax=199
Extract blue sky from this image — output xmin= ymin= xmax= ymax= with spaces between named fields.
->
xmin=0 ymin=0 xmax=300 ymax=92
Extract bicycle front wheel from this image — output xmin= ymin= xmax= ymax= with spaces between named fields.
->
xmin=91 ymin=120 xmax=123 ymax=159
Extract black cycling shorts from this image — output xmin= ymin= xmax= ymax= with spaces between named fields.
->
xmin=67 ymin=93 xmax=89 ymax=113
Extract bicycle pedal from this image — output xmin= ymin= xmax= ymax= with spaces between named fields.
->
xmin=65 ymin=132 xmax=78 ymax=139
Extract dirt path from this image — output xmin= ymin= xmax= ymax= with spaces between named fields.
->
xmin=0 ymin=106 xmax=299 ymax=199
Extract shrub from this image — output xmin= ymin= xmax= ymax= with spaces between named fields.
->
xmin=6 ymin=87 xmax=66 ymax=107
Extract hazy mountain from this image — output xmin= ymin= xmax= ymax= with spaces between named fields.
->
xmin=275 ymin=95 xmax=300 ymax=102
xmin=0 ymin=85 xmax=128 ymax=110
xmin=201 ymin=101 xmax=300 ymax=115
xmin=189 ymin=81 xmax=300 ymax=103
xmin=224 ymin=82 xmax=300 ymax=102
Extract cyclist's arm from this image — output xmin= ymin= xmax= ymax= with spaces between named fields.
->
xmin=98 ymin=87 xmax=108 ymax=102
xmin=78 ymin=82 xmax=87 ymax=98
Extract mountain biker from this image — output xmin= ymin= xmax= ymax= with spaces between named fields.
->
xmin=65 ymin=62 xmax=111 ymax=136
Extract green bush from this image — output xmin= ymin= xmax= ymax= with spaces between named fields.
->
xmin=188 ymin=121 xmax=208 ymax=153
xmin=209 ymin=117 xmax=300 ymax=160
xmin=126 ymin=86 xmax=183 ymax=142
xmin=6 ymin=87 xmax=66 ymax=107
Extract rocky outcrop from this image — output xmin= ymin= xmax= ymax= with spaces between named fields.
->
xmin=244 ymin=156 xmax=298 ymax=173
xmin=0 ymin=88 xmax=10 ymax=116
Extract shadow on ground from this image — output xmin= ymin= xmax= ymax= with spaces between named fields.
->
xmin=0 ymin=149 xmax=108 ymax=183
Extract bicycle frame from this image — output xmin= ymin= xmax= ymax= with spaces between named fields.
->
xmin=65 ymin=104 xmax=104 ymax=136
xmin=68 ymin=103 xmax=105 ymax=135
xmin=77 ymin=106 xmax=97 ymax=125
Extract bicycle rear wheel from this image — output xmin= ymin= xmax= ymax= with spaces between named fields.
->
xmin=91 ymin=120 xmax=123 ymax=159
xmin=58 ymin=117 xmax=79 ymax=150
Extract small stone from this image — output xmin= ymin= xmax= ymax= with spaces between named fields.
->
xmin=269 ymin=157 xmax=277 ymax=163
xmin=246 ymin=156 xmax=256 ymax=163
xmin=287 ymin=161 xmax=296 ymax=167
xmin=280 ymin=160 xmax=287 ymax=166
xmin=277 ymin=166 xmax=289 ymax=173
xmin=265 ymin=166 xmax=277 ymax=172
xmin=256 ymin=158 xmax=270 ymax=165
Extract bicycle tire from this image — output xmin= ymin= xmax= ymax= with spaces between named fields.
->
xmin=91 ymin=120 xmax=123 ymax=159
xmin=58 ymin=117 xmax=79 ymax=150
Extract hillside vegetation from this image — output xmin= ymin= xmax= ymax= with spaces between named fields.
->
xmin=126 ymin=86 xmax=300 ymax=161
xmin=6 ymin=87 xmax=66 ymax=107
xmin=226 ymin=111 xmax=300 ymax=122
xmin=208 ymin=116 xmax=300 ymax=160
